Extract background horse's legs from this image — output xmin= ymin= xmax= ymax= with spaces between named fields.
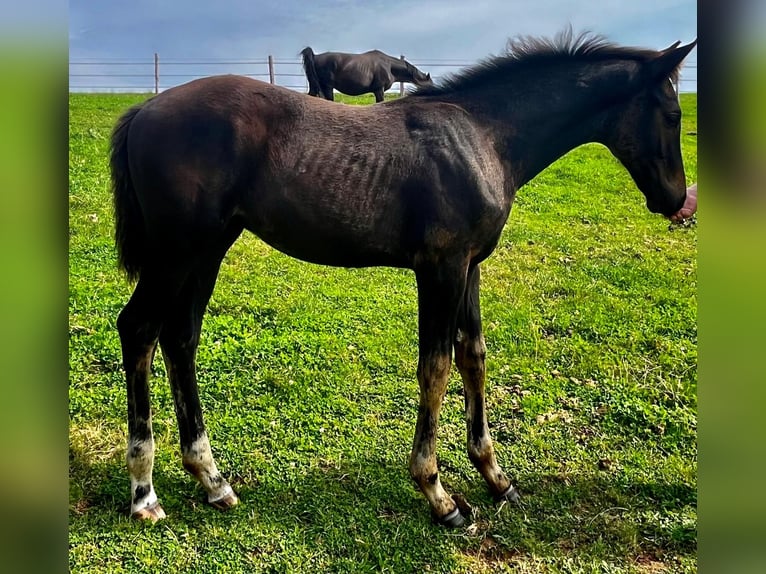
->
xmin=319 ymin=72 xmax=334 ymax=100
xmin=158 ymin=229 xmax=241 ymax=511
xmin=410 ymin=259 xmax=468 ymax=526
xmin=117 ymin=266 xmax=189 ymax=520
xmin=454 ymin=265 xmax=519 ymax=504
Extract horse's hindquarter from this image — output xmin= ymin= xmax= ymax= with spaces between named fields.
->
xmin=126 ymin=77 xmax=262 ymax=244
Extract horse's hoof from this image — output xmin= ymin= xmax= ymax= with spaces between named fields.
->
xmin=209 ymin=490 xmax=239 ymax=511
xmin=494 ymin=485 xmax=521 ymax=504
xmin=437 ymin=506 xmax=466 ymax=528
xmin=131 ymin=501 xmax=166 ymax=522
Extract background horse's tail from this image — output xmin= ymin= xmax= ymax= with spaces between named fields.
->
xmin=110 ymin=102 xmax=147 ymax=283
xmin=300 ymin=47 xmax=321 ymax=97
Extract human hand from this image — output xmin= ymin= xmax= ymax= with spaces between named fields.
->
xmin=670 ymin=183 xmax=697 ymax=222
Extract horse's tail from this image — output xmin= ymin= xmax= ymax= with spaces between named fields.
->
xmin=110 ymin=101 xmax=147 ymax=283
xmin=301 ymin=47 xmax=321 ymax=97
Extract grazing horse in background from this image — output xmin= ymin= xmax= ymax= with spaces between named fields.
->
xmin=301 ymin=47 xmax=432 ymax=102
xmin=110 ymin=31 xmax=697 ymax=527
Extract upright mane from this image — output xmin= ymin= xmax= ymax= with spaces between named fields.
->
xmin=412 ymin=29 xmax=678 ymax=97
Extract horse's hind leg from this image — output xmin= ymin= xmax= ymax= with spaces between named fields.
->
xmin=373 ymin=89 xmax=385 ymax=103
xmin=159 ymin=227 xmax=241 ymax=511
xmin=454 ymin=265 xmax=519 ymax=504
xmin=118 ymin=267 xmax=189 ymax=521
xmin=410 ymin=259 xmax=468 ymax=527
xmin=321 ymin=84 xmax=335 ymax=101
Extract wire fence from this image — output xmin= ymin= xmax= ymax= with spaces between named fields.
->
xmin=69 ymin=54 xmax=698 ymax=94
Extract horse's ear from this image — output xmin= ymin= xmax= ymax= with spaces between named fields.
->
xmin=660 ymin=40 xmax=682 ymax=53
xmin=648 ymin=39 xmax=697 ymax=82
xmin=426 ymin=73 xmax=431 ymax=80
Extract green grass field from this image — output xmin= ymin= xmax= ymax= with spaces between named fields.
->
xmin=69 ymin=91 xmax=697 ymax=573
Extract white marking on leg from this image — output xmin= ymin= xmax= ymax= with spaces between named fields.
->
xmin=127 ymin=436 xmax=159 ymax=514
xmin=411 ymin=453 xmax=452 ymax=517
xmin=183 ymin=433 xmax=234 ymax=503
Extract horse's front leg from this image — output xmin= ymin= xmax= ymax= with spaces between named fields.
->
xmin=454 ymin=265 xmax=520 ymax=504
xmin=410 ymin=259 xmax=468 ymax=527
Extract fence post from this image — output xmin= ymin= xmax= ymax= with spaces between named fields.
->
xmin=154 ymin=52 xmax=159 ymax=94
xmin=268 ymin=55 xmax=275 ymax=84
xmin=399 ymin=55 xmax=405 ymax=97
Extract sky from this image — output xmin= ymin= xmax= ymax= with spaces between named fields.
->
xmin=68 ymin=0 xmax=698 ymax=93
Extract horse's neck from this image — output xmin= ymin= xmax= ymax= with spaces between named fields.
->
xmin=510 ymin=103 xmax=607 ymax=188
xmin=389 ymin=58 xmax=409 ymax=78
xmin=463 ymin=77 xmax=616 ymax=189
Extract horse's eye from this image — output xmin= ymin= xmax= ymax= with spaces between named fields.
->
xmin=665 ymin=112 xmax=681 ymax=127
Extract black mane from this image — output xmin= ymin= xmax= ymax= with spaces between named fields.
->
xmin=412 ymin=29 xmax=675 ymax=97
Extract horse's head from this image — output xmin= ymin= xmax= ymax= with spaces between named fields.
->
xmin=602 ymin=40 xmax=697 ymax=219
xmin=407 ymin=63 xmax=433 ymax=87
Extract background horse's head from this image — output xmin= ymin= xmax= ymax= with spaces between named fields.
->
xmin=601 ymin=40 xmax=697 ymax=217
xmin=402 ymin=61 xmax=433 ymax=87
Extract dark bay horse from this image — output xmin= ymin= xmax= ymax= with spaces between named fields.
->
xmin=111 ymin=32 xmax=696 ymax=527
xmin=301 ymin=47 xmax=432 ymax=102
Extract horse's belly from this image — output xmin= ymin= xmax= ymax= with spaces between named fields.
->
xmin=236 ymin=190 xmax=406 ymax=268
xmin=334 ymin=78 xmax=384 ymax=96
